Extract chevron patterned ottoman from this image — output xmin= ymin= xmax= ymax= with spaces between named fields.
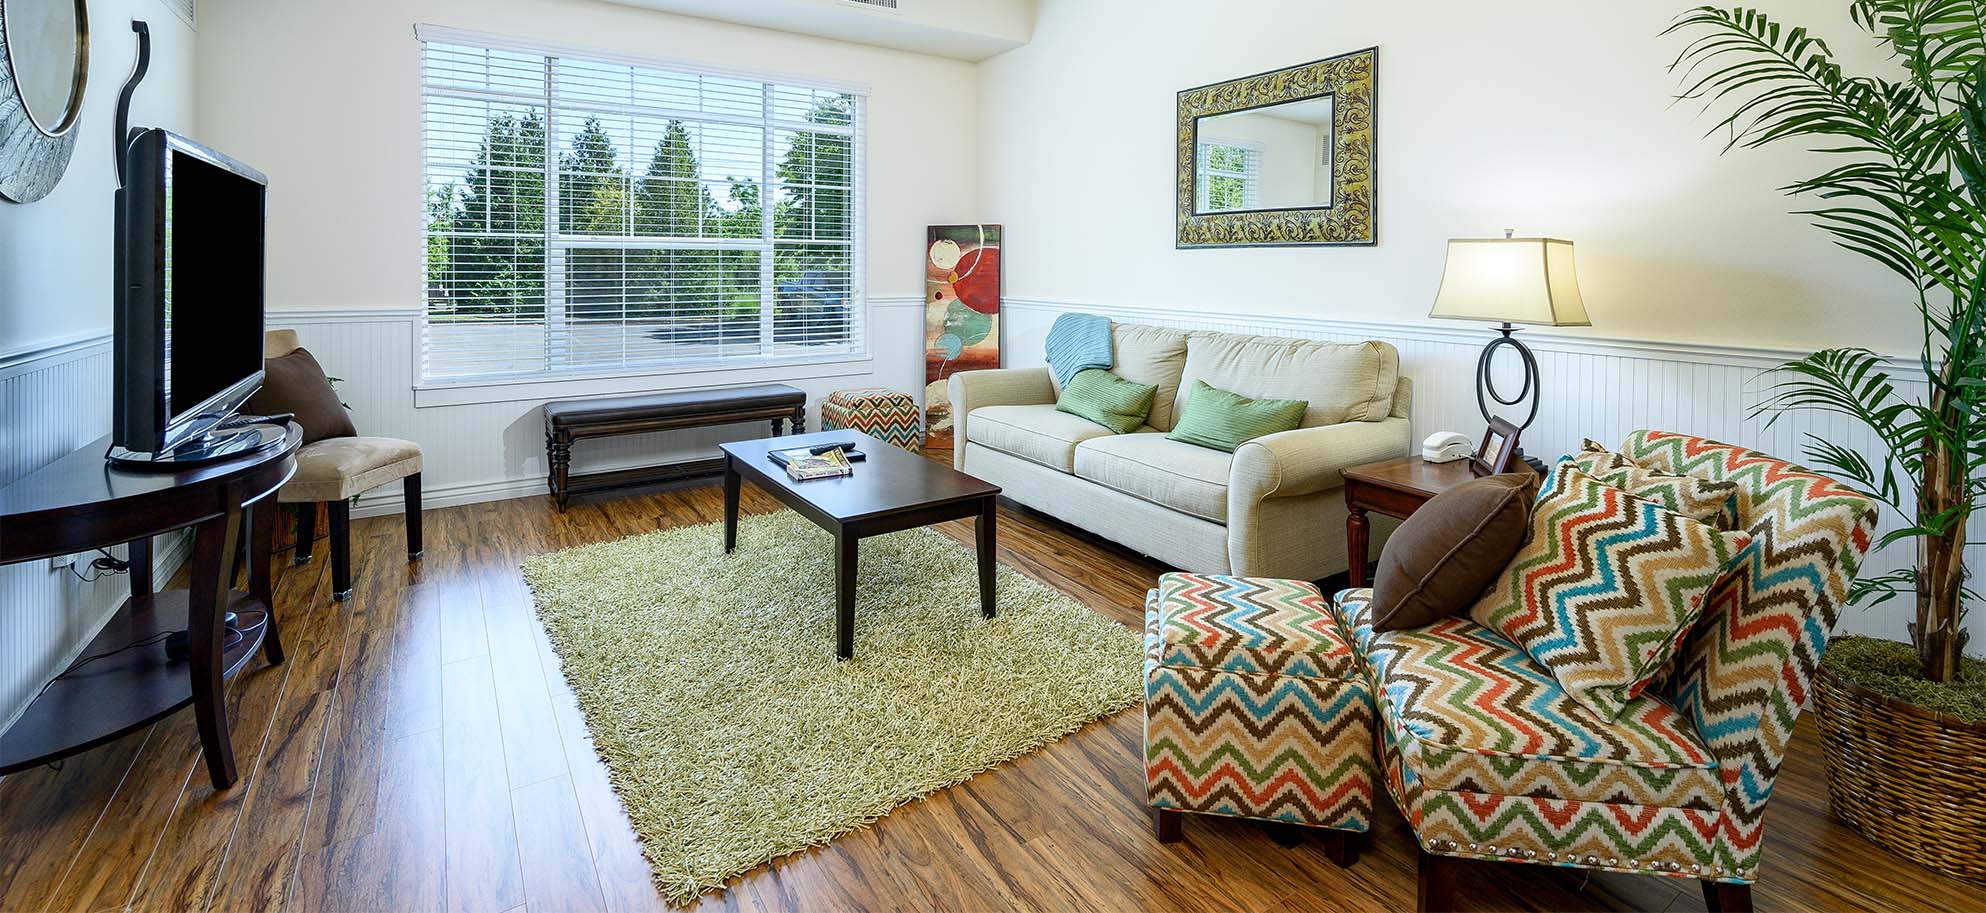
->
xmin=820 ymin=388 xmax=922 ymax=453
xmin=1143 ymin=572 xmax=1376 ymax=865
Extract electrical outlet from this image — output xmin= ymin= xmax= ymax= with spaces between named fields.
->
xmin=49 ymin=552 xmax=77 ymax=570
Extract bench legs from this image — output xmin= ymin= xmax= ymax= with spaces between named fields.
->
xmin=1702 ymin=882 xmax=1754 ymax=913
xmin=547 ymin=430 xmax=573 ymax=512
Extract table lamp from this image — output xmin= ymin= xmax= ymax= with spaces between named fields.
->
xmin=1428 ymin=230 xmax=1590 ymax=471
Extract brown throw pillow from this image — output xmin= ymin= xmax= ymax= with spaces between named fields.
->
xmin=248 ymin=348 xmax=355 ymax=444
xmin=1370 ymin=472 xmax=1539 ymax=631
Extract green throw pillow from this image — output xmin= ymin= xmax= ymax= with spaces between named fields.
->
xmin=1055 ymin=368 xmax=1157 ymax=434
xmin=1166 ymin=381 xmax=1306 ymax=452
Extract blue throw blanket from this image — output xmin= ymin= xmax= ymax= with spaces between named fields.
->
xmin=1045 ymin=313 xmax=1113 ymax=387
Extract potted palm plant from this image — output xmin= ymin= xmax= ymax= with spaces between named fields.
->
xmin=1668 ymin=2 xmax=1984 ymax=882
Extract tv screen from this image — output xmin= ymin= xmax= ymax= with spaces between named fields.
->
xmin=114 ymin=129 xmax=268 ymax=455
xmin=163 ymin=150 xmax=266 ymax=423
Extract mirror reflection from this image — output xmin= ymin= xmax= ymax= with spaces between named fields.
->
xmin=1193 ymin=95 xmax=1334 ymax=214
xmin=5 ymin=0 xmax=83 ymax=133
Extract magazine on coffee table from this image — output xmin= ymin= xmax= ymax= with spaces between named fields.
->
xmin=781 ymin=446 xmax=854 ymax=481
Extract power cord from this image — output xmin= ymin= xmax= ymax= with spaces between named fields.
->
xmin=68 ymin=549 xmax=133 ymax=583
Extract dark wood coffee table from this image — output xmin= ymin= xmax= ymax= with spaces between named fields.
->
xmin=719 ymin=429 xmax=1002 ymax=660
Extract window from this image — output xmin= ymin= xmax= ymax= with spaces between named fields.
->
xmin=1195 ymin=140 xmax=1260 ymax=212
xmin=419 ymin=29 xmax=866 ymax=383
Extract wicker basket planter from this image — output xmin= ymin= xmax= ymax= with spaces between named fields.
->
xmin=1814 ymin=660 xmax=1986 ymax=883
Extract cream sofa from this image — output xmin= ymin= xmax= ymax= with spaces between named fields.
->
xmin=948 ymin=324 xmax=1411 ymax=580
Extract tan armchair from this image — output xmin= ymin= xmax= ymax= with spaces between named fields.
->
xmin=263 ymin=330 xmax=423 ymax=600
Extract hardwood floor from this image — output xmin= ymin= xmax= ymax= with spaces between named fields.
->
xmin=0 ymin=472 xmax=1976 ymax=912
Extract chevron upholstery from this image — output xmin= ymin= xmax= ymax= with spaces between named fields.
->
xmin=1618 ymin=430 xmax=1879 ymax=880
xmin=1572 ymin=446 xmax=1742 ymax=530
xmin=821 ymin=388 xmax=923 ymax=453
xmin=1144 ymin=573 xmax=1377 ymax=831
xmin=1320 ymin=430 xmax=1876 ymax=894
xmin=1468 ymin=459 xmax=1753 ymax=721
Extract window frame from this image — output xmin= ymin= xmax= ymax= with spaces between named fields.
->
xmin=412 ymin=25 xmax=870 ymax=400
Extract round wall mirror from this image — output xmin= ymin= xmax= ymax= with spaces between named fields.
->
xmin=0 ymin=0 xmax=89 ymax=203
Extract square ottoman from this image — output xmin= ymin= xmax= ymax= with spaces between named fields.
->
xmin=821 ymin=387 xmax=923 ymax=453
xmin=1143 ymin=572 xmax=1377 ymax=866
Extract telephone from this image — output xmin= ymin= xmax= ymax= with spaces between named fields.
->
xmin=1422 ymin=432 xmax=1474 ymax=463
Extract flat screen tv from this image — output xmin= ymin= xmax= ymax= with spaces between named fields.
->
xmin=112 ymin=128 xmax=269 ymax=460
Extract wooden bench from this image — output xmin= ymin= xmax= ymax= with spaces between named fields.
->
xmin=544 ymin=384 xmax=806 ymax=510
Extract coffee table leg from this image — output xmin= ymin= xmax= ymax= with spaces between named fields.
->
xmin=977 ymin=497 xmax=997 ymax=618
xmin=722 ymin=455 xmax=740 ymax=554
xmin=835 ymin=530 xmax=857 ymax=660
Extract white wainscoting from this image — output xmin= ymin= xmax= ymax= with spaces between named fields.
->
xmin=0 ymin=337 xmax=193 ymax=733
xmin=1000 ymin=296 xmax=1981 ymax=650
xmin=268 ymin=296 xmax=930 ymax=516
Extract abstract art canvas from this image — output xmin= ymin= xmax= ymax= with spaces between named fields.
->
xmin=923 ymin=224 xmax=1002 ymax=450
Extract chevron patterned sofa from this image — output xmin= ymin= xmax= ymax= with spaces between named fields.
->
xmin=1331 ymin=430 xmax=1878 ymax=913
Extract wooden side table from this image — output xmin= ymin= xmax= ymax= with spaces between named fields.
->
xmin=1341 ymin=456 xmax=1486 ymax=588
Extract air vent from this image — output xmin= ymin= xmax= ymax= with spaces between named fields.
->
xmin=156 ymin=0 xmax=195 ymax=28
xmin=842 ymin=0 xmax=900 ymax=10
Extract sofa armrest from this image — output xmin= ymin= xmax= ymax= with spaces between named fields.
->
xmin=946 ymin=366 xmax=1057 ymax=468
xmin=1230 ymin=417 xmax=1413 ymax=502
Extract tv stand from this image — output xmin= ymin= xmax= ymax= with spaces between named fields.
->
xmin=106 ymin=422 xmax=286 ymax=469
xmin=0 ymin=423 xmax=301 ymax=789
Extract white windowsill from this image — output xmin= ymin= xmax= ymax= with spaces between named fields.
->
xmin=412 ymin=353 xmax=876 ymax=408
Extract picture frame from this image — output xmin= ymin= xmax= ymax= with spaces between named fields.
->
xmin=1472 ymin=416 xmax=1521 ymax=476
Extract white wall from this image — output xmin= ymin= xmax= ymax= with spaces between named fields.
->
xmin=0 ymin=0 xmax=198 ymax=731
xmin=979 ymin=0 xmax=1908 ymax=354
xmin=193 ymin=0 xmax=978 ymax=507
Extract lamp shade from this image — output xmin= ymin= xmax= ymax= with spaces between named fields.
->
xmin=1428 ymin=237 xmax=1590 ymax=327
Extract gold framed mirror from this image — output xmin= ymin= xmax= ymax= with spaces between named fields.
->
xmin=0 ymin=0 xmax=89 ymax=203
xmin=1176 ymin=47 xmax=1375 ymax=248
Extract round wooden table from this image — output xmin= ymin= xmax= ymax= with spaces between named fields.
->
xmin=0 ymin=423 xmax=300 ymax=789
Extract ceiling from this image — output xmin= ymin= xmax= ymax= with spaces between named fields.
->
xmin=597 ymin=0 xmax=1036 ymax=62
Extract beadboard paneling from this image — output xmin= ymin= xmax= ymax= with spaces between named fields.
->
xmin=0 ymin=338 xmax=191 ymax=733
xmin=1001 ymin=297 xmax=1979 ymax=650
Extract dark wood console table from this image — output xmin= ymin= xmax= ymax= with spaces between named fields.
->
xmin=0 ymin=423 xmax=301 ymax=789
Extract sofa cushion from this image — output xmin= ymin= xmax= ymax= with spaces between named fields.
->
xmin=1468 ymin=460 xmax=1752 ymax=721
xmin=1335 ymin=591 xmax=1724 ymax=811
xmin=1074 ymin=432 xmax=1231 ymax=523
xmin=966 ymin=404 xmax=1115 ymax=472
xmin=1166 ymin=381 xmax=1307 ymax=452
xmin=1177 ymin=333 xmax=1397 ymax=428
xmin=1055 ymin=368 xmax=1156 ymax=434
xmin=1053 ymin=323 xmax=1192 ymax=430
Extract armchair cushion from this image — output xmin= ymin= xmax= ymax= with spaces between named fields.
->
xmin=1337 ymin=591 xmax=1723 ymax=811
xmin=1574 ymin=445 xmax=1741 ymax=531
xmin=279 ymin=436 xmax=422 ymax=503
xmin=1468 ymin=460 xmax=1752 ymax=721
xmin=249 ymin=347 xmax=356 ymax=445
xmin=1229 ymin=417 xmax=1412 ymax=503
xmin=1369 ymin=472 xmax=1537 ymax=632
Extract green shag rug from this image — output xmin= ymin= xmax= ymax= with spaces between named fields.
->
xmin=521 ymin=511 xmax=1145 ymax=904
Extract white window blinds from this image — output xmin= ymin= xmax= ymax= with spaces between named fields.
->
xmin=419 ymin=32 xmax=866 ymax=382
